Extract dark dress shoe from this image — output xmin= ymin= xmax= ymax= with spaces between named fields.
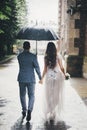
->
xmin=26 ymin=110 xmax=31 ymax=122
xmin=22 ymin=111 xmax=26 ymax=119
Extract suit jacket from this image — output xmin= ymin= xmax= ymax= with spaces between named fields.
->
xmin=17 ymin=51 xmax=41 ymax=83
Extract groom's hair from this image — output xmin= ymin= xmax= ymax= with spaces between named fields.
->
xmin=23 ymin=41 xmax=30 ymax=50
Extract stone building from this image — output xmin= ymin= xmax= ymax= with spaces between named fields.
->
xmin=58 ymin=0 xmax=87 ymax=78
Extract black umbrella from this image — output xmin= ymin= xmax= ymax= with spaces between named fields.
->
xmin=16 ymin=25 xmax=59 ymax=54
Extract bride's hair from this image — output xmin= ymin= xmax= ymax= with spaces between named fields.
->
xmin=45 ymin=42 xmax=57 ymax=69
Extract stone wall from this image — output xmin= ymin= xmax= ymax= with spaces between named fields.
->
xmin=58 ymin=0 xmax=87 ymax=77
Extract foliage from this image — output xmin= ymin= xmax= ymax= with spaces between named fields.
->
xmin=0 ymin=0 xmax=27 ymax=57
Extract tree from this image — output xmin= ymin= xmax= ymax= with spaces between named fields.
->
xmin=0 ymin=0 xmax=27 ymax=57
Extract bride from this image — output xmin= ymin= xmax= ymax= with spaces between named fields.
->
xmin=39 ymin=42 xmax=65 ymax=123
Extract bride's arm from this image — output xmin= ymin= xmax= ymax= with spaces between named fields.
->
xmin=39 ymin=59 xmax=47 ymax=84
xmin=58 ymin=56 xmax=66 ymax=76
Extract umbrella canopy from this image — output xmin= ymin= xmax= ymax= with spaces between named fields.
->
xmin=16 ymin=25 xmax=59 ymax=54
xmin=16 ymin=25 xmax=59 ymax=40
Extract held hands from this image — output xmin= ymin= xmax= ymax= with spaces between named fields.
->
xmin=39 ymin=79 xmax=43 ymax=84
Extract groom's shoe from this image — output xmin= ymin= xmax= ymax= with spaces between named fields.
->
xmin=22 ymin=111 xmax=26 ymax=119
xmin=26 ymin=110 xmax=31 ymax=122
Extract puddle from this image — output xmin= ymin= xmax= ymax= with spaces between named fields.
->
xmin=11 ymin=118 xmax=70 ymax=130
xmin=0 ymin=97 xmax=9 ymax=116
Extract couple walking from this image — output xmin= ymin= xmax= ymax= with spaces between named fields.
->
xmin=17 ymin=41 xmax=65 ymax=122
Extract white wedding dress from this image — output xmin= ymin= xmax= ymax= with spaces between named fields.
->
xmin=42 ymin=54 xmax=65 ymax=122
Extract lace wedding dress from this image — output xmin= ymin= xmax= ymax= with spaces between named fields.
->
xmin=42 ymin=54 xmax=65 ymax=122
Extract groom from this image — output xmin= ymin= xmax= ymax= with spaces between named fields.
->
xmin=17 ymin=41 xmax=41 ymax=121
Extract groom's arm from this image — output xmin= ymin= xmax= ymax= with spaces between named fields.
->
xmin=33 ymin=55 xmax=41 ymax=80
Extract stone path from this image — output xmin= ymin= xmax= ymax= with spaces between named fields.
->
xmin=0 ymin=56 xmax=87 ymax=130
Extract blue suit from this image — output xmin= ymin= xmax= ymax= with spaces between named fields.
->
xmin=17 ymin=51 xmax=41 ymax=83
xmin=17 ymin=51 xmax=41 ymax=112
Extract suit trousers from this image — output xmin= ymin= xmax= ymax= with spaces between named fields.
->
xmin=19 ymin=82 xmax=35 ymax=112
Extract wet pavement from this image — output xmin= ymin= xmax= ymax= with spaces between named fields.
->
xmin=70 ymin=78 xmax=87 ymax=106
xmin=70 ymin=78 xmax=87 ymax=98
xmin=0 ymin=55 xmax=87 ymax=130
